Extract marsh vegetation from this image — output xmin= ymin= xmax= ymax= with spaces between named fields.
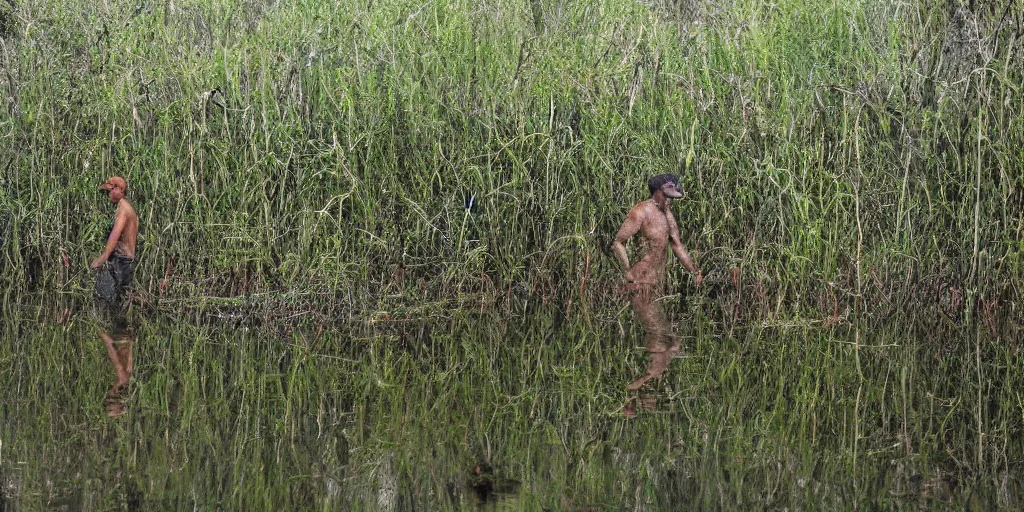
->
xmin=2 ymin=0 xmax=1023 ymax=509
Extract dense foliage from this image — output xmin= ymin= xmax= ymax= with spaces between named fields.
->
xmin=2 ymin=0 xmax=1023 ymax=508
xmin=1 ymin=0 xmax=1021 ymax=328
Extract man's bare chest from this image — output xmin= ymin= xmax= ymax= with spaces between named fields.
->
xmin=638 ymin=209 xmax=671 ymax=244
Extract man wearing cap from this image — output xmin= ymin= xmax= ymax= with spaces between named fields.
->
xmin=92 ymin=176 xmax=138 ymax=392
xmin=612 ymin=174 xmax=702 ymax=411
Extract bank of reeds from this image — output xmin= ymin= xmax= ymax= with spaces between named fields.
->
xmin=0 ymin=0 xmax=1020 ymax=328
xmin=2 ymin=0 xmax=1024 ymax=508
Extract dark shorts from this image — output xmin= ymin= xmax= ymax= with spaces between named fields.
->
xmin=94 ymin=255 xmax=135 ymax=332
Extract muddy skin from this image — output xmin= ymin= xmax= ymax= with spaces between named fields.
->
xmin=624 ymin=282 xmax=680 ymax=392
xmin=612 ymin=175 xmax=701 ymax=415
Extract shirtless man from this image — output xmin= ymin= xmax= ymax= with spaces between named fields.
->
xmin=612 ymin=174 xmax=701 ymax=400
xmin=91 ymin=176 xmax=138 ymax=396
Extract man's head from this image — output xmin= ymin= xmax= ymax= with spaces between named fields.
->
xmin=647 ymin=173 xmax=683 ymax=199
xmin=99 ymin=176 xmax=128 ymax=203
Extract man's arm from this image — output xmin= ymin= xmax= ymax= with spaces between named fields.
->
xmin=611 ymin=207 xmax=644 ymax=278
xmin=667 ymin=210 xmax=702 ymax=285
xmin=91 ymin=207 xmax=127 ymax=269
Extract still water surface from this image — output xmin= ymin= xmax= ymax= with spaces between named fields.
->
xmin=2 ymin=301 xmax=1021 ymax=510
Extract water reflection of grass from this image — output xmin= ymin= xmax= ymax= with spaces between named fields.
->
xmin=1 ymin=0 xmax=1023 ymax=508
xmin=3 ymin=304 xmax=1021 ymax=509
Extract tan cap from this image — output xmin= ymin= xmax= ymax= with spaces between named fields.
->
xmin=98 ymin=176 xmax=128 ymax=192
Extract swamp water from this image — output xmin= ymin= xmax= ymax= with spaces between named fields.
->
xmin=1 ymin=0 xmax=1023 ymax=508
xmin=2 ymin=293 xmax=1021 ymax=510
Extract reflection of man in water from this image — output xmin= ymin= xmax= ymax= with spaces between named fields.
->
xmin=91 ymin=176 xmax=138 ymax=403
xmin=612 ymin=174 xmax=701 ymax=398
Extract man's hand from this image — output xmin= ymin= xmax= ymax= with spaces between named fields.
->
xmin=617 ymin=270 xmax=636 ymax=299
xmin=91 ymin=256 xmax=107 ymax=270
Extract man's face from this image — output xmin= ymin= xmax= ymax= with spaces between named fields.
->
xmin=661 ymin=181 xmax=683 ymax=199
xmin=102 ymin=186 xmax=124 ymax=203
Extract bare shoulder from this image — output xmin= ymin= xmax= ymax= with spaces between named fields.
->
xmin=627 ymin=200 xmax=652 ymax=221
xmin=118 ymin=199 xmax=138 ymax=218
xmin=614 ymin=200 xmax=651 ymax=240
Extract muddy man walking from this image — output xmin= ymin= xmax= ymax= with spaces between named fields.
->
xmin=91 ymin=176 xmax=138 ymax=407
xmin=612 ymin=174 xmax=701 ymax=407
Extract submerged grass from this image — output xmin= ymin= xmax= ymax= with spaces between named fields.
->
xmin=2 ymin=0 xmax=1024 ymax=509
xmin=4 ymin=304 xmax=1023 ymax=509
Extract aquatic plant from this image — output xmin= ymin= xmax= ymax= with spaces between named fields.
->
xmin=1 ymin=0 xmax=1022 ymax=508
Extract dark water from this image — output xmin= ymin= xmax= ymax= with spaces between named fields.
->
xmin=2 ymin=298 xmax=1022 ymax=510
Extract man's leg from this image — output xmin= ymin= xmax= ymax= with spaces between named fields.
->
xmin=111 ymin=257 xmax=134 ymax=337
xmin=99 ymin=331 xmax=130 ymax=389
xmin=646 ymin=324 xmax=681 ymax=383
xmin=623 ymin=394 xmax=659 ymax=418
xmin=123 ymin=342 xmax=133 ymax=376
xmin=117 ymin=338 xmax=133 ymax=377
xmin=628 ymin=283 xmax=681 ymax=392
xmin=94 ymin=263 xmax=118 ymax=323
xmin=109 ymin=257 xmax=134 ymax=374
xmin=627 ymin=284 xmax=670 ymax=391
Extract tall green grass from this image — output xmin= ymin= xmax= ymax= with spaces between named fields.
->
xmin=1 ymin=0 xmax=1020 ymax=323
xmin=2 ymin=0 xmax=1024 ymax=509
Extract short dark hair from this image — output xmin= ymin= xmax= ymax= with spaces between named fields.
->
xmin=648 ymin=173 xmax=679 ymax=195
